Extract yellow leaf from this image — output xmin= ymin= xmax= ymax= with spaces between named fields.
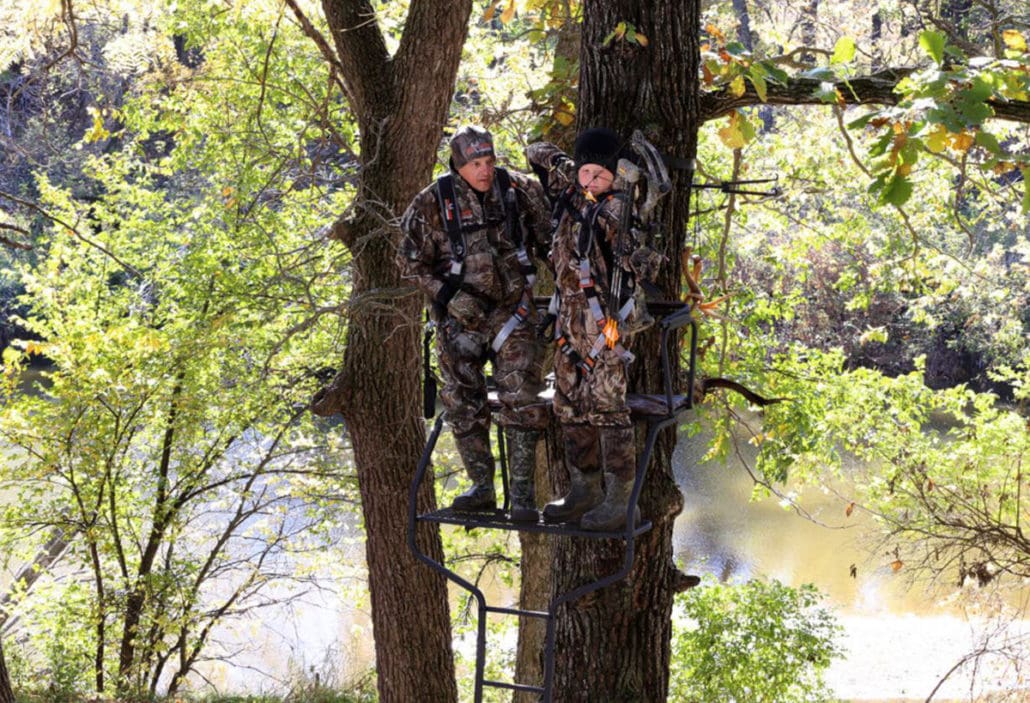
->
xmin=698 ymin=294 xmax=732 ymax=311
xmin=24 ymin=341 xmax=45 ymax=356
xmin=500 ymin=0 xmax=516 ymax=25
xmin=729 ymin=74 xmax=746 ymax=97
xmin=926 ymin=126 xmax=948 ymax=153
xmin=222 ymin=186 xmax=234 ymax=198
xmin=482 ymin=3 xmax=497 ymax=22
xmin=554 ymin=109 xmax=574 ymax=126
xmin=951 ymin=131 xmax=975 ymax=152
xmin=614 ymin=21 xmax=627 ymax=40
xmin=706 ymin=24 xmax=726 ymax=44
xmin=717 ymin=113 xmax=746 ymax=149
xmin=635 ymin=32 xmax=649 ymax=47
xmin=1002 ymin=29 xmax=1027 ymax=52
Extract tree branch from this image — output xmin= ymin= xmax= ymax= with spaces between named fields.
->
xmin=699 ymin=68 xmax=1030 ymax=124
xmin=0 ymin=223 xmax=32 ymax=250
xmin=319 ymin=0 xmax=393 ymax=123
xmin=282 ymin=0 xmax=351 ymax=103
xmin=394 ymin=0 xmax=472 ymax=102
xmin=0 ymin=190 xmax=142 ymax=279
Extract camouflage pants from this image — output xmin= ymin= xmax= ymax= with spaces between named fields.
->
xmin=562 ymin=423 xmax=636 ymax=480
xmin=552 ymin=293 xmax=632 ymax=428
xmin=437 ymin=302 xmax=549 ymax=445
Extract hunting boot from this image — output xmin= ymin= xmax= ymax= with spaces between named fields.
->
xmin=451 ymin=430 xmax=496 ymax=511
xmin=580 ymin=426 xmax=640 ymax=532
xmin=505 ymin=427 xmax=541 ymax=522
xmin=543 ymin=425 xmax=603 ymax=523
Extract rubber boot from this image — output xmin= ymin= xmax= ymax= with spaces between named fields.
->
xmin=450 ymin=430 xmax=496 ymax=512
xmin=505 ymin=427 xmax=540 ymax=522
xmin=543 ymin=425 xmax=603 ymax=523
xmin=580 ymin=426 xmax=640 ymax=532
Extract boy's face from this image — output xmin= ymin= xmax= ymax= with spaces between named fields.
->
xmin=457 ymin=155 xmax=497 ymax=193
xmin=578 ymin=164 xmax=614 ymax=197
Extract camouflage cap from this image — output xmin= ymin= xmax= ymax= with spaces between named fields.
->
xmin=450 ymin=125 xmax=495 ymax=169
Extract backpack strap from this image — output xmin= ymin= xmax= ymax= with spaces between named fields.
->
xmin=433 ymin=173 xmax=466 ymax=310
xmin=490 ymin=168 xmax=540 ymax=355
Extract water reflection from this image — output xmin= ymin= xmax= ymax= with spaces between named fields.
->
xmin=671 ymin=420 xmax=1030 ymax=702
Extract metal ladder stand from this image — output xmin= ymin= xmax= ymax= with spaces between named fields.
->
xmin=407 ymin=302 xmax=698 ymax=702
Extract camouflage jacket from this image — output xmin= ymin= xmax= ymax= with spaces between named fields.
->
xmin=525 ymin=142 xmax=659 ymax=342
xmin=397 ymin=167 xmax=551 ymax=319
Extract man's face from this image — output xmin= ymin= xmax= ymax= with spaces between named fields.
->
xmin=457 ymin=155 xmax=497 ymax=193
xmin=578 ymin=164 xmax=614 ymax=197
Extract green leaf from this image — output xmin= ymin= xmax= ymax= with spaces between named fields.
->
xmin=813 ymin=81 xmax=840 ymax=103
xmin=831 ymin=37 xmax=857 ymax=64
xmin=747 ymin=68 xmax=768 ymax=102
xmin=881 ymin=173 xmax=913 ymax=206
xmin=955 ymin=96 xmax=995 ymax=126
xmin=800 ymin=66 xmax=836 ymax=81
xmin=919 ymin=30 xmax=946 ymax=64
xmin=868 ymin=130 xmax=893 ymax=158
xmin=760 ymin=62 xmax=790 ymax=84
xmin=724 ymin=41 xmax=749 ymax=56
xmin=974 ymin=130 xmax=1002 ymax=155
xmin=1022 ymin=168 xmax=1030 ymax=213
xmin=846 ymin=112 xmax=875 ymax=130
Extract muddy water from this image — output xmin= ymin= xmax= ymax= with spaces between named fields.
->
xmin=672 ymin=422 xmax=1029 ymax=703
xmin=5 ymin=369 xmax=1024 ymax=701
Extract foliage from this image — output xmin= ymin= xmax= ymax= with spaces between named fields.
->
xmin=669 ymin=578 xmax=842 ymax=703
xmin=0 ymin=0 xmax=1028 ymax=699
xmin=852 ymin=29 xmax=1030 ymax=208
xmin=752 ymin=350 xmax=1030 ymax=585
xmin=0 ymin=0 xmax=357 ymax=697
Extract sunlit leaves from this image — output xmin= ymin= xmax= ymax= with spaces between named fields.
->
xmin=1003 ymin=29 xmax=1027 ymax=54
xmin=852 ymin=32 xmax=1029 ymax=210
xmin=918 ymin=30 xmax=946 ymax=65
xmin=717 ymin=110 xmax=755 ymax=149
xmin=700 ymin=24 xmax=788 ymax=109
xmin=831 ymin=37 xmax=856 ymax=65
xmin=671 ymin=579 xmax=842 ymax=703
xmin=601 ymin=20 xmax=648 ymax=48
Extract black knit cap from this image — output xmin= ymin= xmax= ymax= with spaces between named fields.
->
xmin=573 ymin=127 xmax=623 ymax=174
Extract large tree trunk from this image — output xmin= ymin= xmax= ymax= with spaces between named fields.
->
xmin=549 ymin=1 xmax=699 ymax=701
xmin=313 ymin=2 xmax=473 ymax=701
xmin=0 ymin=636 xmax=13 ymax=703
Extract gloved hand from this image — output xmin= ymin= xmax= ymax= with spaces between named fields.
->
xmin=447 ymin=291 xmax=486 ymax=328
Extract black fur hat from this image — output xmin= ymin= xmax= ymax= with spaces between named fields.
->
xmin=573 ymin=127 xmax=622 ymax=174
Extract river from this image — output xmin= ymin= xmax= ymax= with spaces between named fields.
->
xmin=192 ymin=418 xmax=1028 ymax=702
xmin=3 ymin=372 xmax=1025 ymax=700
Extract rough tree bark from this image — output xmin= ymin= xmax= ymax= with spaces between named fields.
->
xmin=303 ymin=1 xmax=474 ymax=701
xmin=0 ymin=637 xmax=12 ymax=703
xmin=549 ymin=1 xmax=700 ymax=700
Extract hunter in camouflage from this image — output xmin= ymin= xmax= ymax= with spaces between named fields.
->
xmin=397 ymin=125 xmax=552 ymax=521
xmin=526 ymin=127 xmax=662 ymax=531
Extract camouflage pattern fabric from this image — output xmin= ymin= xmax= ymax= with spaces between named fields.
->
xmin=526 ymin=142 xmax=657 ymax=428
xmin=397 ymin=166 xmax=552 ymax=434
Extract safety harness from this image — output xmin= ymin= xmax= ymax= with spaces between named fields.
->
xmin=546 ymin=187 xmax=636 ymax=378
xmin=433 ymin=168 xmax=536 ymax=356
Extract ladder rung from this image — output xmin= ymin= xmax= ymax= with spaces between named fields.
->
xmin=483 ymin=679 xmax=545 ymax=694
xmin=485 ymin=605 xmax=549 ymax=619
